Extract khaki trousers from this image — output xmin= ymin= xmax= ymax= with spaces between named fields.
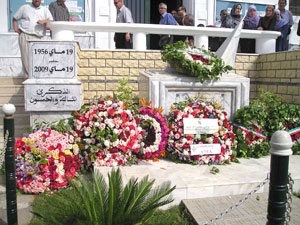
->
xmin=18 ymin=32 xmax=42 ymax=77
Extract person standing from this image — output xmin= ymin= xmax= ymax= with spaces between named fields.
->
xmin=215 ymin=9 xmax=227 ymax=28
xmin=274 ymin=9 xmax=289 ymax=52
xmin=113 ymin=0 xmax=134 ymax=49
xmin=242 ymin=5 xmax=260 ymax=53
xmin=49 ymin=0 xmax=70 ymax=21
xmin=158 ymin=2 xmax=178 ymax=49
xmin=258 ymin=6 xmax=277 ymax=31
xmin=221 ymin=3 xmax=242 ymax=28
xmin=13 ymin=0 xmax=53 ymax=77
xmin=182 ymin=14 xmax=195 ymax=47
xmin=278 ymin=0 xmax=294 ymax=51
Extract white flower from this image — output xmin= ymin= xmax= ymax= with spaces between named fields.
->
xmin=219 ymin=114 xmax=225 ymax=121
xmin=104 ymin=140 xmax=110 ymax=147
xmin=113 ymin=129 xmax=118 ymax=134
xmin=94 ymin=122 xmax=100 ymax=127
xmin=113 ymin=140 xmax=119 ymax=147
xmin=84 ymin=130 xmax=90 ymax=137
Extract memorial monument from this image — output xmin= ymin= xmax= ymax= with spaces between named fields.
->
xmin=139 ymin=17 xmax=250 ymax=120
xmin=23 ymin=41 xmax=81 ymax=125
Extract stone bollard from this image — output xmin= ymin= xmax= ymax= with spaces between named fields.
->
xmin=2 ymin=104 xmax=18 ymax=225
xmin=267 ymin=130 xmax=293 ymax=225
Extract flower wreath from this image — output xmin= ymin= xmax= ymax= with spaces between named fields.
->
xmin=167 ymin=97 xmax=236 ymax=165
xmin=15 ymin=129 xmax=81 ymax=194
xmin=161 ymin=41 xmax=232 ymax=83
xmin=73 ymin=98 xmax=143 ymax=167
xmin=137 ymin=99 xmax=170 ymax=159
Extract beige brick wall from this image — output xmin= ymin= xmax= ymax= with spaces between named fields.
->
xmin=78 ymin=48 xmax=300 ymax=105
xmin=78 ymin=50 xmax=167 ymax=103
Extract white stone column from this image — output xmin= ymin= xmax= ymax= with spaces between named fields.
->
xmin=51 ymin=30 xmax=75 ymax=41
xmin=195 ymin=34 xmax=209 ymax=50
xmin=256 ymin=38 xmax=276 ymax=54
xmin=133 ymin=32 xmax=147 ymax=51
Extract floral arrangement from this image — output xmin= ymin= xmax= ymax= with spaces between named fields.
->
xmin=15 ymin=129 xmax=81 ymax=194
xmin=72 ymin=98 xmax=143 ymax=167
xmin=137 ymin=99 xmax=170 ymax=159
xmin=161 ymin=41 xmax=232 ymax=83
xmin=233 ymin=124 xmax=270 ymax=158
xmin=234 ymin=90 xmax=300 ymax=158
xmin=167 ymin=97 xmax=236 ymax=165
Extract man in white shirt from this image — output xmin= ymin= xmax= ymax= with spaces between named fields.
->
xmin=13 ymin=0 xmax=53 ymax=77
xmin=215 ymin=9 xmax=227 ymax=28
xmin=113 ymin=0 xmax=134 ymax=49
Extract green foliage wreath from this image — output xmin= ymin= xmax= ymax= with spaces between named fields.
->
xmin=161 ymin=42 xmax=232 ymax=83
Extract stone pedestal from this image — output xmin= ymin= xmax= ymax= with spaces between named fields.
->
xmin=23 ymin=41 xmax=81 ymax=125
xmin=139 ymin=70 xmax=250 ymax=120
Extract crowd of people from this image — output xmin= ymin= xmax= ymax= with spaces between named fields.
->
xmin=113 ymin=0 xmax=296 ymax=52
xmin=217 ymin=0 xmax=294 ymax=52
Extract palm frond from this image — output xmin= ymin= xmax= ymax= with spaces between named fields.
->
xmin=93 ymin=171 xmax=108 ymax=224
xmin=107 ymin=168 xmax=123 ymax=225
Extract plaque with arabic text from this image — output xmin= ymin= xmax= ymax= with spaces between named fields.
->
xmin=29 ymin=42 xmax=76 ymax=79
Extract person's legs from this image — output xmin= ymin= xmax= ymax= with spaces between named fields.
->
xmin=19 ymin=33 xmax=42 ymax=78
xmin=115 ymin=33 xmax=127 ymax=49
xmin=19 ymin=32 xmax=29 ymax=77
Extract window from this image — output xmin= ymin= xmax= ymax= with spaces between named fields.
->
xmin=289 ymin=0 xmax=300 ymax=15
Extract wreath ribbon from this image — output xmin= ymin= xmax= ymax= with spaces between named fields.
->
xmin=233 ymin=124 xmax=268 ymax=140
xmin=288 ymin=127 xmax=300 ymax=136
xmin=234 ymin=124 xmax=300 ymax=141
xmin=177 ymin=49 xmax=210 ymax=57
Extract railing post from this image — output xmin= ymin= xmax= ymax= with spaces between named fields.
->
xmin=133 ymin=32 xmax=147 ymax=51
xmin=256 ymin=38 xmax=276 ymax=54
xmin=3 ymin=104 xmax=18 ymax=225
xmin=195 ymin=34 xmax=208 ymax=50
xmin=267 ymin=130 xmax=293 ymax=225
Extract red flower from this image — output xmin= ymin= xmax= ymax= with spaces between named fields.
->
xmin=118 ymin=160 xmax=123 ymax=165
xmin=121 ymin=111 xmax=127 ymax=118
xmin=213 ymin=137 xmax=219 ymax=143
xmin=53 ymin=172 xmax=59 ymax=180
xmin=108 ymin=108 xmax=115 ymax=116
xmin=25 ymin=146 xmax=31 ymax=153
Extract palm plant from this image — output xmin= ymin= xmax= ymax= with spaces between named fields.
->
xmin=31 ymin=168 xmax=176 ymax=225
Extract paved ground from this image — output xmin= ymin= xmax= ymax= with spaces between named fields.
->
xmin=0 ymin=155 xmax=299 ymax=224
xmin=182 ymin=193 xmax=300 ymax=225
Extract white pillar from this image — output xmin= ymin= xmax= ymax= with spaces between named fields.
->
xmin=256 ymin=38 xmax=276 ymax=54
xmin=51 ymin=30 xmax=75 ymax=41
xmin=195 ymin=34 xmax=209 ymax=50
xmin=133 ymin=32 xmax=147 ymax=51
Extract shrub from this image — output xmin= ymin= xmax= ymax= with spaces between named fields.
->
xmin=31 ymin=168 xmax=176 ymax=225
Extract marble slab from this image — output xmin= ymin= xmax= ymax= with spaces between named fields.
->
xmin=29 ymin=41 xmax=77 ymax=79
xmin=139 ymin=70 xmax=250 ymax=120
xmin=30 ymin=112 xmax=73 ymax=126
xmin=23 ymin=79 xmax=81 ymax=111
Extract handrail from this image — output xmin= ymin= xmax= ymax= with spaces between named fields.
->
xmin=47 ymin=22 xmax=281 ymax=54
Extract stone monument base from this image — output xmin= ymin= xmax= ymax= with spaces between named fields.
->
xmin=138 ymin=70 xmax=250 ymax=120
xmin=30 ymin=112 xmax=73 ymax=126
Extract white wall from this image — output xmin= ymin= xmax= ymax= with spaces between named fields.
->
xmin=0 ymin=1 xmax=8 ymax=32
xmin=94 ymin=0 xmax=115 ymax=49
xmin=194 ymin=0 xmax=208 ymax=26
